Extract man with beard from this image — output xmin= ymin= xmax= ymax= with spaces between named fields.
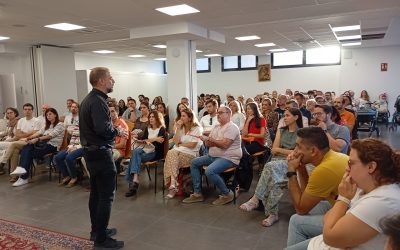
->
xmin=334 ymin=96 xmax=356 ymax=134
xmin=80 ymin=67 xmax=126 ymax=249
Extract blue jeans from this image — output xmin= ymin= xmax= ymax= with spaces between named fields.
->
xmin=284 ymin=201 xmax=332 ymax=250
xmin=125 ymin=148 xmax=156 ymax=182
xmin=54 ymin=148 xmax=84 ymax=178
xmin=19 ymin=143 xmax=57 ymax=180
xmin=190 ymin=155 xmax=235 ymax=196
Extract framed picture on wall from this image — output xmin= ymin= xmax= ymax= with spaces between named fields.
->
xmin=258 ymin=64 xmax=271 ymax=81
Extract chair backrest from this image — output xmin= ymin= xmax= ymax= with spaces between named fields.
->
xmin=163 ymin=132 xmax=169 ymax=159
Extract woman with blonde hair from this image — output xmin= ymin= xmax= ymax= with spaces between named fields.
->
xmin=229 ymin=100 xmax=246 ymax=130
xmin=164 ymin=108 xmax=202 ymax=198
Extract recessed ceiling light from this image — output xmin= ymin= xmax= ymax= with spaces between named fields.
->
xmin=128 ymin=55 xmax=146 ymax=58
xmin=154 ymin=58 xmax=167 ymax=61
xmin=255 ymin=43 xmax=276 ymax=47
xmin=93 ymin=50 xmax=115 ymax=54
xmin=153 ymin=44 xmax=167 ymax=49
xmin=204 ymin=54 xmax=221 ymax=57
xmin=235 ymin=36 xmax=260 ymax=41
xmin=332 ymin=25 xmax=360 ymax=32
xmin=341 ymin=42 xmax=362 ymax=47
xmin=156 ymin=4 xmax=200 ymax=16
xmin=269 ymin=48 xmax=287 ymax=52
xmin=44 ymin=23 xmax=86 ymax=31
xmin=0 ymin=36 xmax=10 ymax=41
xmin=196 ymin=50 xmax=203 ymax=53
xmin=337 ymin=35 xmax=361 ymax=40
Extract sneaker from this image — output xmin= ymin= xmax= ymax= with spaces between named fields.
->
xmin=10 ymin=166 xmax=27 ymax=176
xmin=12 ymin=177 xmax=28 ymax=187
xmin=182 ymin=194 xmax=205 ymax=204
xmin=125 ymin=182 xmax=139 ymax=197
xmin=212 ymin=190 xmax=234 ymax=205
xmin=90 ymin=228 xmax=117 ymax=241
xmin=94 ymin=237 xmax=124 ymax=249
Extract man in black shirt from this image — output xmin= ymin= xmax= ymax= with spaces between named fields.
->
xmin=80 ymin=67 xmax=125 ymax=249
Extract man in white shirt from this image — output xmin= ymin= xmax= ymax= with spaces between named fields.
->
xmin=183 ymin=106 xmax=242 ymax=205
xmin=0 ymin=103 xmax=40 ymax=180
xmin=64 ymin=101 xmax=79 ymax=137
xmin=37 ymin=104 xmax=50 ymax=130
xmin=199 ymin=99 xmax=219 ymax=136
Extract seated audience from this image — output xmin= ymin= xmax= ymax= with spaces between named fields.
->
xmin=240 ymin=108 xmax=303 ymax=226
xmin=278 ymin=100 xmax=309 ymax=128
xmin=60 ymin=98 xmax=74 ymax=122
xmin=261 ymin=98 xmax=279 ymax=134
xmin=0 ymin=107 xmax=19 ymax=174
xmin=173 ymin=102 xmax=189 ymax=130
xmin=0 ymin=103 xmax=40 ymax=182
xmin=315 ymin=96 xmax=325 ymax=105
xmin=109 ymin=104 xmax=128 ymax=161
xmin=242 ymin=102 xmax=266 ymax=155
xmin=199 ymin=99 xmax=219 ymax=136
xmin=183 ymin=106 xmax=242 ymax=205
xmin=156 ymin=102 xmax=169 ymax=131
xmin=118 ymin=99 xmax=127 ymax=117
xmin=333 ymin=97 xmax=356 ymax=135
xmin=125 ymin=111 xmax=166 ymax=197
xmin=63 ymin=101 xmax=79 ymax=141
xmin=229 ymin=100 xmax=246 ymax=130
xmin=275 ymin=94 xmax=287 ymax=119
xmin=356 ymin=89 xmax=371 ymax=108
xmin=132 ymin=102 xmax=149 ymax=140
xmin=324 ymin=92 xmax=334 ymax=105
xmin=164 ymin=108 xmax=202 ymax=199
xmin=284 ymin=127 xmax=348 ymax=249
xmin=54 ymin=123 xmax=82 ymax=187
xmin=10 ymin=108 xmax=65 ymax=187
xmin=304 ymin=139 xmax=400 ymax=250
xmin=375 ymin=93 xmax=388 ymax=113
xmin=181 ymin=97 xmax=190 ymax=107
xmin=294 ymin=93 xmax=312 ymax=122
xmin=313 ymin=105 xmax=350 ymax=154
xmin=122 ymin=98 xmax=141 ymax=125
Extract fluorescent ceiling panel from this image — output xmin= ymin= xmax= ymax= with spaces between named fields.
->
xmin=44 ymin=23 xmax=86 ymax=31
xmin=331 ymin=25 xmax=360 ymax=32
xmin=0 ymin=36 xmax=10 ymax=41
xmin=255 ymin=43 xmax=276 ymax=47
xmin=128 ymin=55 xmax=146 ymax=57
xmin=196 ymin=50 xmax=203 ymax=53
xmin=156 ymin=4 xmax=199 ymax=16
xmin=153 ymin=44 xmax=167 ymax=49
xmin=204 ymin=54 xmax=221 ymax=57
xmin=337 ymin=35 xmax=361 ymax=40
xmin=235 ymin=36 xmax=260 ymax=41
xmin=269 ymin=48 xmax=287 ymax=52
xmin=341 ymin=42 xmax=362 ymax=46
xmin=154 ymin=58 xmax=166 ymax=61
xmin=93 ymin=50 xmax=115 ymax=54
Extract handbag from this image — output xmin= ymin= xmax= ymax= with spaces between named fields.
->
xmin=34 ymin=139 xmax=49 ymax=150
xmin=132 ymin=140 xmax=155 ymax=154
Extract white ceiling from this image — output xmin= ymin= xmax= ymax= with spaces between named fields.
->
xmin=0 ymin=0 xmax=399 ymax=59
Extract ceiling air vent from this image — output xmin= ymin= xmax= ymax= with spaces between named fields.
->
xmin=362 ymin=33 xmax=385 ymax=40
xmin=73 ymin=28 xmax=101 ymax=34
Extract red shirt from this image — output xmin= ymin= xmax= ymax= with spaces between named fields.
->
xmin=246 ymin=117 xmax=267 ymax=146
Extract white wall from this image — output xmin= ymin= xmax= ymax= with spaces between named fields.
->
xmin=0 ymin=49 xmax=34 ymax=113
xmin=197 ymin=46 xmax=400 ymax=111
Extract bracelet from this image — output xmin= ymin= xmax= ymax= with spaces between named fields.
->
xmin=337 ymin=195 xmax=351 ymax=206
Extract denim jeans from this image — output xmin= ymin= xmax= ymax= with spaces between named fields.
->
xmin=125 ymin=148 xmax=156 ymax=182
xmin=84 ymin=148 xmax=116 ymax=243
xmin=19 ymin=143 xmax=57 ymax=180
xmin=54 ymin=148 xmax=84 ymax=178
xmin=190 ymin=155 xmax=235 ymax=195
xmin=284 ymin=201 xmax=332 ymax=250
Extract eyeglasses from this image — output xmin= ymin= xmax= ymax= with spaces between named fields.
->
xmin=312 ymin=112 xmax=324 ymax=117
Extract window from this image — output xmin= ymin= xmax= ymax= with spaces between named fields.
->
xmin=163 ymin=58 xmax=211 ymax=74
xmin=222 ymin=55 xmax=258 ymax=71
xmin=271 ymin=47 xmax=341 ymax=68
xmin=272 ymin=51 xmax=303 ymax=67
xmin=306 ymin=47 xmax=340 ymax=65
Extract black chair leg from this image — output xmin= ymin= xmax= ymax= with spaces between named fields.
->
xmin=154 ymin=163 xmax=157 ymax=194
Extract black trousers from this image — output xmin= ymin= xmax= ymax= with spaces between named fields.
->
xmin=244 ymin=141 xmax=265 ymax=155
xmin=84 ymin=148 xmax=116 ymax=243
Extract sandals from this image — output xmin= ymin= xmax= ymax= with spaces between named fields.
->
xmin=261 ymin=214 xmax=279 ymax=227
xmin=165 ymin=186 xmax=178 ymax=199
xmin=59 ymin=177 xmax=71 ymax=186
xmin=239 ymin=199 xmax=259 ymax=212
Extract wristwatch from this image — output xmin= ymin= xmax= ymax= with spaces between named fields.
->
xmin=286 ymin=171 xmax=297 ymax=178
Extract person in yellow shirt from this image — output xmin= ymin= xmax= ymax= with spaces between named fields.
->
xmin=285 ymin=127 xmax=348 ymax=250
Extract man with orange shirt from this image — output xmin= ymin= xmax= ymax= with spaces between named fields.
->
xmin=334 ymin=97 xmax=355 ymax=133
xmin=109 ymin=104 xmax=128 ymax=161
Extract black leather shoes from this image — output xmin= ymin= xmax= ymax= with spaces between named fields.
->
xmin=124 ymin=182 xmax=139 ymax=197
xmin=90 ymin=228 xmax=117 ymax=241
xmin=94 ymin=237 xmax=124 ymax=249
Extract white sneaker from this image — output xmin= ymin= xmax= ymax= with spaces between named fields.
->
xmin=12 ymin=177 xmax=28 ymax=187
xmin=10 ymin=166 xmax=27 ymax=176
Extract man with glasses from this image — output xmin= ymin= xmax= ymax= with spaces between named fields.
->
xmin=64 ymin=102 xmax=79 ymax=139
xmin=199 ymin=98 xmax=219 ymax=136
xmin=0 ymin=103 xmax=40 ymax=181
xmin=183 ymin=106 xmax=242 ymax=205
xmin=312 ymin=104 xmax=350 ymax=154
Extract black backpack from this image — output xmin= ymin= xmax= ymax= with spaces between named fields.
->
xmin=235 ymin=143 xmax=253 ymax=192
